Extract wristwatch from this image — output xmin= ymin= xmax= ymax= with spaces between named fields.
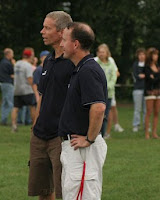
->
xmin=85 ymin=135 xmax=95 ymax=144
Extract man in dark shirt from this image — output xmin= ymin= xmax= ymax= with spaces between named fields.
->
xmin=59 ymin=22 xmax=107 ymax=200
xmin=28 ymin=11 xmax=74 ymax=200
xmin=0 ymin=48 xmax=14 ymax=125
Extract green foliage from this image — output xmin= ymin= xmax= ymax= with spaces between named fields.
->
xmin=1 ymin=0 xmax=160 ymax=82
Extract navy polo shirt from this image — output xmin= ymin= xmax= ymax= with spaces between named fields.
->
xmin=0 ymin=58 xmax=14 ymax=84
xmin=58 ymin=54 xmax=108 ymax=137
xmin=33 ymin=52 xmax=75 ymax=140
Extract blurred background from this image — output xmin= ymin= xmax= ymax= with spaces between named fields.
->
xmin=0 ymin=0 xmax=160 ymax=97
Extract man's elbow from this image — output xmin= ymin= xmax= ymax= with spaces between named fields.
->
xmin=99 ymin=103 xmax=106 ymax=113
xmin=92 ymin=103 xmax=106 ymax=114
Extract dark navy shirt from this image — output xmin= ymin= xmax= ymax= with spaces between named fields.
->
xmin=33 ymin=65 xmax=43 ymax=86
xmin=33 ymin=52 xmax=75 ymax=140
xmin=58 ymin=54 xmax=108 ymax=137
xmin=132 ymin=61 xmax=145 ymax=90
xmin=0 ymin=58 xmax=14 ymax=84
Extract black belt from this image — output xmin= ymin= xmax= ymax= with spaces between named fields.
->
xmin=60 ymin=135 xmax=71 ymax=141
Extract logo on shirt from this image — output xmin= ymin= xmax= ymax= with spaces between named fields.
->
xmin=42 ymin=70 xmax=47 ymax=76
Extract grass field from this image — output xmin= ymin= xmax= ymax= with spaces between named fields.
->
xmin=0 ymin=104 xmax=160 ymax=200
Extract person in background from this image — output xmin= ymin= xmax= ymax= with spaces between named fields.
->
xmin=106 ymin=58 xmax=124 ymax=134
xmin=96 ymin=43 xmax=117 ymax=138
xmin=144 ymin=47 xmax=160 ymax=139
xmin=17 ymin=47 xmax=36 ymax=125
xmin=33 ymin=50 xmax=49 ymax=103
xmin=0 ymin=48 xmax=15 ymax=125
xmin=11 ymin=49 xmax=36 ymax=132
xmin=32 ymin=57 xmax=38 ymax=71
xmin=132 ymin=48 xmax=146 ymax=132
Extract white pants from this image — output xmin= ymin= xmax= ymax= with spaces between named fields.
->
xmin=60 ymin=135 xmax=107 ymax=200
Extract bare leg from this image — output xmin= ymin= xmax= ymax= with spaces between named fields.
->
xmin=152 ymin=99 xmax=160 ymax=138
xmin=112 ymin=106 xmax=124 ymax=132
xmin=29 ymin=106 xmax=36 ymax=124
xmin=106 ymin=109 xmax=113 ymax=135
xmin=11 ymin=107 xmax=19 ymax=132
xmin=112 ymin=106 xmax=118 ymax=124
xmin=145 ymin=99 xmax=154 ymax=139
xmin=39 ymin=193 xmax=55 ymax=200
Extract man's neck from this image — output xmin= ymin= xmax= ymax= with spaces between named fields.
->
xmin=53 ymin=43 xmax=63 ymax=58
xmin=72 ymin=51 xmax=90 ymax=66
xmin=22 ymin=58 xmax=30 ymax=63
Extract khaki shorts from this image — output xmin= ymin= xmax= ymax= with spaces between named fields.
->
xmin=28 ymin=134 xmax=62 ymax=198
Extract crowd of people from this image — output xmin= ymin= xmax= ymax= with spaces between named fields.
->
xmin=132 ymin=47 xmax=160 ymax=139
xmin=0 ymin=47 xmax=49 ymax=132
xmin=0 ymin=10 xmax=160 ymax=200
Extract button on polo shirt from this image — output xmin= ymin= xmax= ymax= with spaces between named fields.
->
xmin=58 ymin=54 xmax=108 ymax=137
xmin=33 ymin=52 xmax=75 ymax=140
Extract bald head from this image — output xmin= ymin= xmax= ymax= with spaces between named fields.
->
xmin=3 ymin=48 xmax=14 ymax=60
xmin=67 ymin=22 xmax=95 ymax=51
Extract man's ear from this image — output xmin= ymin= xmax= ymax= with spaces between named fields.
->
xmin=74 ymin=40 xmax=80 ymax=49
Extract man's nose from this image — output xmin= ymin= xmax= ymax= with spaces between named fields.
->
xmin=40 ymin=28 xmax=44 ymax=34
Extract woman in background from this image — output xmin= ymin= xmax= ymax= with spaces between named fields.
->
xmin=96 ymin=44 xmax=117 ymax=138
xmin=144 ymin=47 xmax=160 ymax=139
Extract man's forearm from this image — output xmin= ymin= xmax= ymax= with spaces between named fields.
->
xmin=87 ymin=103 xmax=106 ymax=141
xmin=33 ymin=95 xmax=42 ymax=127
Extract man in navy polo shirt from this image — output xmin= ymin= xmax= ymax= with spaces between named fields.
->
xmin=59 ymin=22 xmax=108 ymax=200
xmin=28 ymin=11 xmax=74 ymax=200
xmin=0 ymin=48 xmax=15 ymax=125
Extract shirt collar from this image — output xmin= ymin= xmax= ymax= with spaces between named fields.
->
xmin=73 ymin=54 xmax=94 ymax=73
xmin=48 ymin=51 xmax=64 ymax=61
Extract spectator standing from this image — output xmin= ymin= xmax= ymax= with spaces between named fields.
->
xmin=59 ymin=22 xmax=107 ymax=200
xmin=106 ymin=57 xmax=124 ymax=134
xmin=17 ymin=47 xmax=36 ymax=125
xmin=132 ymin=48 xmax=146 ymax=132
xmin=0 ymin=48 xmax=15 ymax=125
xmin=144 ymin=47 xmax=160 ymax=139
xmin=96 ymin=44 xmax=117 ymax=138
xmin=28 ymin=11 xmax=74 ymax=200
xmin=33 ymin=50 xmax=49 ymax=103
xmin=95 ymin=51 xmax=124 ymax=134
xmin=11 ymin=49 xmax=36 ymax=132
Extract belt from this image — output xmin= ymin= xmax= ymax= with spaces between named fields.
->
xmin=60 ymin=135 xmax=71 ymax=141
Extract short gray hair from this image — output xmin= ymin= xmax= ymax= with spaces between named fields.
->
xmin=46 ymin=11 xmax=72 ymax=31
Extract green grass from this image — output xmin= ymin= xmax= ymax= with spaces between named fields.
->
xmin=0 ymin=104 xmax=160 ymax=200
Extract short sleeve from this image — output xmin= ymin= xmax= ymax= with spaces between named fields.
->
xmin=26 ymin=64 xmax=33 ymax=78
xmin=79 ymin=68 xmax=107 ymax=107
xmin=37 ymin=75 xmax=44 ymax=95
xmin=33 ymin=69 xmax=41 ymax=85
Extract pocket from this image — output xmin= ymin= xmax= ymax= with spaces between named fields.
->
xmin=70 ymin=172 xmax=99 ymax=200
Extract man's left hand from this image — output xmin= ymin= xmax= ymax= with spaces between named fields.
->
xmin=70 ymin=135 xmax=90 ymax=150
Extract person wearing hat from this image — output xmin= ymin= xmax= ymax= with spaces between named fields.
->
xmin=32 ymin=50 xmax=49 ymax=103
xmin=11 ymin=48 xmax=36 ymax=132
